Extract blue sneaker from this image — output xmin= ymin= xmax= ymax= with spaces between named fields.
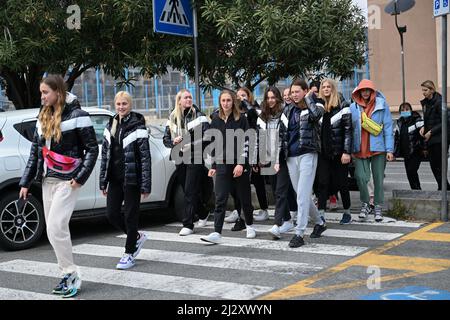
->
xmin=53 ymin=272 xmax=81 ymax=298
xmin=52 ymin=274 xmax=71 ymax=295
xmin=117 ymin=253 xmax=136 ymax=270
xmin=340 ymin=213 xmax=352 ymax=225
xmin=133 ymin=231 xmax=148 ymax=259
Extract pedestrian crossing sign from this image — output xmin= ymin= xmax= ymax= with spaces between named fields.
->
xmin=153 ymin=0 xmax=194 ymax=37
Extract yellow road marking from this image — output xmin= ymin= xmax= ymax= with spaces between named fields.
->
xmin=260 ymin=222 xmax=450 ymax=300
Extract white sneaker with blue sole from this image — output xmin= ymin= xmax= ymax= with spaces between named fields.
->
xmin=116 ymin=253 xmax=136 ymax=270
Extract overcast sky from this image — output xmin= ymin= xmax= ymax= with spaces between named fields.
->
xmin=353 ymin=0 xmax=368 ymax=17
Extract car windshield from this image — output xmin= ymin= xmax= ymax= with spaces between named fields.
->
xmin=148 ymin=124 xmax=164 ymax=139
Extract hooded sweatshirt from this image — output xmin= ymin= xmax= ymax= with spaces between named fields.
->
xmin=351 ymin=79 xmax=382 ymax=159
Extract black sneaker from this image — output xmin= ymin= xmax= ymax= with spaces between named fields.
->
xmin=339 ymin=213 xmax=352 ymax=225
xmin=310 ymin=224 xmax=327 ymax=238
xmin=231 ymin=218 xmax=246 ymax=231
xmin=289 ymin=235 xmax=305 ymax=248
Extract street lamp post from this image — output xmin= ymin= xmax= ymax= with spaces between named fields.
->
xmin=385 ymin=0 xmax=416 ymax=105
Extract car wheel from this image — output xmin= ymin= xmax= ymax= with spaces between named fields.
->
xmin=0 ymin=191 xmax=45 ymax=251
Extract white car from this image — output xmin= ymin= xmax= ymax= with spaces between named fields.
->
xmin=0 ymin=108 xmax=213 ymax=250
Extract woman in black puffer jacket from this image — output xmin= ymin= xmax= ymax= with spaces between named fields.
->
xmin=316 ymin=79 xmax=353 ymax=225
xmin=419 ymin=80 xmax=450 ymax=190
xmin=19 ymin=74 xmax=98 ymax=298
xmin=163 ymin=89 xmax=210 ymax=236
xmin=394 ymin=102 xmax=425 ymax=190
xmin=100 ymin=91 xmax=151 ymax=270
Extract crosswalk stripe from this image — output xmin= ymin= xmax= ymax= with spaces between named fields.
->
xmin=166 ymin=223 xmax=404 ymax=241
xmin=0 ymin=287 xmax=71 ymax=300
xmin=252 ymin=210 xmax=423 ymax=228
xmin=322 ymin=212 xmax=424 ymax=228
xmin=0 ymin=260 xmax=272 ymax=300
xmin=118 ymin=231 xmax=368 ymax=257
xmin=73 ymin=244 xmax=324 ymax=275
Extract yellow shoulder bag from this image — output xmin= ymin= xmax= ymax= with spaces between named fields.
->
xmin=361 ymin=111 xmax=383 ymax=136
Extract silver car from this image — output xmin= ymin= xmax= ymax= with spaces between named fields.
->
xmin=0 ymin=108 xmax=213 ymax=250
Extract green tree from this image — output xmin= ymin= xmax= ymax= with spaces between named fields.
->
xmin=0 ymin=0 xmax=185 ymax=109
xmin=176 ymin=0 xmax=367 ymax=91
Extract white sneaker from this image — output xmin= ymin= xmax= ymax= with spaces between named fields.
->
xmin=133 ymin=231 xmax=148 ymax=258
xmin=197 ymin=212 xmax=210 ymax=228
xmin=268 ymin=224 xmax=281 ymax=239
xmin=253 ymin=209 xmax=269 ymax=222
xmin=279 ymin=220 xmax=294 ymax=233
xmin=179 ymin=227 xmax=194 ymax=236
xmin=116 ymin=253 xmax=135 ymax=270
xmin=246 ymin=225 xmax=256 ymax=238
xmin=224 ymin=210 xmax=239 ymax=223
xmin=200 ymin=232 xmax=222 ymax=244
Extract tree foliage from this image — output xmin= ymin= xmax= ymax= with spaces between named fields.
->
xmin=0 ymin=0 xmax=367 ymax=109
xmin=0 ymin=0 xmax=183 ymax=108
xmin=185 ymin=0 xmax=367 ymax=91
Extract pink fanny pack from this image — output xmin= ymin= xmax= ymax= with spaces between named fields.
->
xmin=42 ymin=146 xmax=82 ymax=174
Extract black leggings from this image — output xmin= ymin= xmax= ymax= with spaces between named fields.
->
xmin=213 ymin=165 xmax=254 ymax=233
xmin=106 ymin=180 xmax=141 ymax=254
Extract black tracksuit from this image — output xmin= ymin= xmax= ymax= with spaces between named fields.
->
xmin=163 ymin=106 xmax=210 ymax=229
xmin=421 ymin=92 xmax=450 ymax=190
xmin=394 ymin=112 xmax=425 ymax=190
xmin=317 ymin=99 xmax=352 ymax=211
xmin=100 ymin=112 xmax=152 ymax=254
xmin=209 ymin=112 xmax=253 ymax=233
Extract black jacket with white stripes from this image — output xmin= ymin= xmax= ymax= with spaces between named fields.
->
xmin=255 ymin=110 xmax=289 ymax=164
xmin=394 ymin=111 xmax=424 ymax=158
xmin=19 ymin=94 xmax=99 ymax=188
xmin=209 ymin=111 xmax=251 ymax=169
xmin=320 ymin=97 xmax=353 ymax=157
xmin=100 ymin=112 xmax=152 ymax=193
xmin=163 ymin=105 xmax=209 ymax=164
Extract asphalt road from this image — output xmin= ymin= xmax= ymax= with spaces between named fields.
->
xmin=0 ymin=160 xmax=449 ymax=304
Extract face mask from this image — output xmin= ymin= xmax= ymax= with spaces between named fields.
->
xmin=401 ymin=111 xmax=411 ymax=118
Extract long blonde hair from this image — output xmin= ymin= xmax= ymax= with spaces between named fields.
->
xmin=169 ymin=89 xmax=193 ymax=136
xmin=39 ymin=75 xmax=67 ymax=143
xmin=319 ymin=78 xmax=340 ymax=112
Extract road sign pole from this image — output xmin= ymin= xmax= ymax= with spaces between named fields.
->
xmin=441 ymin=13 xmax=448 ymax=221
xmin=192 ymin=6 xmax=201 ymax=109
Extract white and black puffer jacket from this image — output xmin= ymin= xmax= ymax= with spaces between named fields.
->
xmin=19 ymin=93 xmax=99 ymax=188
xmin=100 ymin=112 xmax=152 ymax=194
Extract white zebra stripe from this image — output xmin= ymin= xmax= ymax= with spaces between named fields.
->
xmin=259 ymin=210 xmax=423 ymax=228
xmin=118 ymin=232 xmax=368 ymax=256
xmin=166 ymin=223 xmax=404 ymax=241
xmin=313 ymin=212 xmax=424 ymax=228
xmin=0 ymin=260 xmax=272 ymax=300
xmin=0 ymin=287 xmax=75 ymax=300
xmin=72 ymin=244 xmax=324 ymax=275
xmin=122 ymin=129 xmax=148 ymax=149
